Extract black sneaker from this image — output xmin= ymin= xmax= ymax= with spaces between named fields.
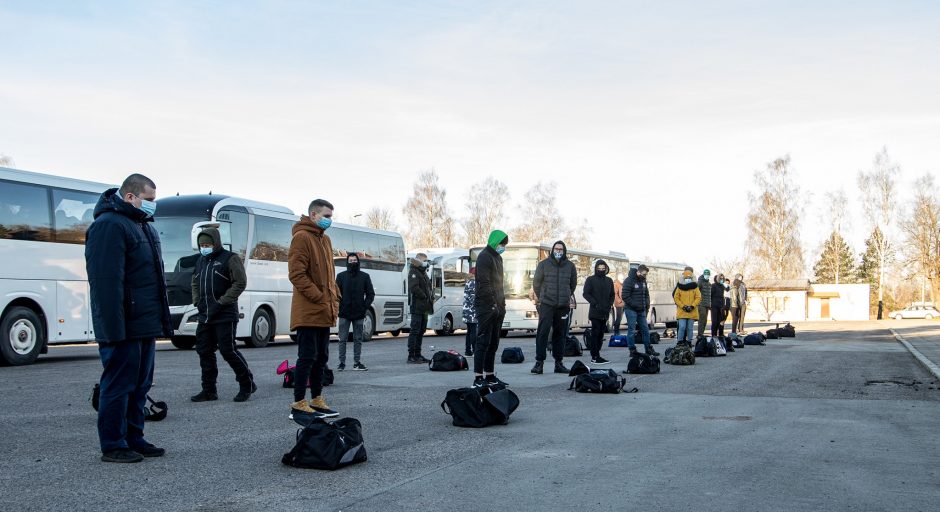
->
xmin=645 ymin=346 xmax=660 ymax=356
xmin=485 ymin=375 xmax=508 ymax=387
xmin=417 ymin=355 xmax=431 ymax=364
xmin=129 ymin=443 xmax=166 ymax=458
xmin=531 ymin=361 xmax=544 ymax=374
xmin=352 ymin=362 xmax=368 ymax=371
xmin=554 ymin=362 xmax=570 ymax=374
xmin=190 ymin=390 xmax=218 ymax=402
xmin=101 ymin=448 xmax=144 ymax=463
xmin=472 ymin=376 xmax=486 ymax=388
xmin=591 ymin=356 xmax=610 ymax=365
xmin=464 ymin=350 xmax=474 ymax=357
xmin=407 ymin=356 xmax=422 ymax=364
xmin=337 ymin=363 xmax=346 ymax=371
xmin=233 ymin=382 xmax=258 ymax=402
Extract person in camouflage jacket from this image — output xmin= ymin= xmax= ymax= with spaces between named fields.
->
xmin=462 ymin=267 xmax=478 ymax=356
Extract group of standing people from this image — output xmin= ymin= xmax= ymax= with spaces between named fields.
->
xmin=674 ymin=267 xmax=749 ymax=344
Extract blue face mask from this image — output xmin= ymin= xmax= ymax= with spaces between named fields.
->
xmin=553 ymin=251 xmax=564 ymax=260
xmin=316 ymin=217 xmax=332 ymax=230
xmin=199 ymin=247 xmax=213 ymax=257
xmin=496 ymin=245 xmax=505 ymax=254
xmin=138 ymin=198 xmax=157 ymax=217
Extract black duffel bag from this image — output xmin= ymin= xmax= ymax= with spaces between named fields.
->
xmin=91 ymin=383 xmax=167 ymax=421
xmin=429 ymin=350 xmax=469 ymax=371
xmin=564 ymin=335 xmax=583 ymax=356
xmin=501 ymin=347 xmax=525 ymax=364
xmin=441 ymin=386 xmax=520 ymax=428
xmin=694 ymin=335 xmax=710 ymax=356
xmin=569 ymin=369 xmax=638 ymax=394
xmin=281 ymin=417 xmax=367 ymax=470
xmin=626 ymin=352 xmax=661 ymax=374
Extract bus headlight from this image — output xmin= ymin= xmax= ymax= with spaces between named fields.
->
xmin=525 ymin=311 xmax=538 ymax=319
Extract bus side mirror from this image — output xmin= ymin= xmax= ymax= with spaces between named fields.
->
xmin=191 ymin=221 xmax=220 ymax=251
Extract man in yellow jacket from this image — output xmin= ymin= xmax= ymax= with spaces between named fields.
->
xmin=673 ymin=270 xmax=701 ymax=344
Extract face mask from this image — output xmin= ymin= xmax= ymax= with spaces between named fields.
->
xmin=553 ymin=251 xmax=564 ymax=260
xmin=316 ymin=217 xmax=332 ymax=230
xmin=348 ymin=261 xmax=360 ymax=271
xmin=139 ymin=198 xmax=157 ymax=217
xmin=638 ymin=272 xmax=647 ymax=278
xmin=199 ymin=247 xmax=213 ymax=257
xmin=496 ymin=245 xmax=505 ymax=254
xmin=684 ymin=278 xmax=692 ymax=284
xmin=421 ymin=261 xmax=429 ymax=268
xmin=597 ymin=267 xmax=607 ymax=274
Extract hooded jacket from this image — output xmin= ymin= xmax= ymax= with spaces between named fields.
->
xmin=475 ymin=230 xmax=507 ymax=323
xmin=698 ymin=275 xmax=713 ymax=308
xmin=582 ymin=259 xmax=615 ymax=321
xmin=191 ymin=227 xmax=247 ymax=324
xmin=731 ymin=279 xmax=747 ymax=308
xmin=288 ymin=215 xmax=339 ymax=329
xmin=336 ymin=255 xmax=375 ymax=321
xmin=621 ymin=267 xmax=650 ymax=312
xmin=408 ymin=257 xmax=434 ymax=315
xmin=673 ymin=280 xmax=702 ymax=320
xmin=711 ymin=280 xmax=726 ymax=311
xmin=85 ymin=188 xmax=172 ymax=342
xmin=533 ymin=240 xmax=577 ymax=308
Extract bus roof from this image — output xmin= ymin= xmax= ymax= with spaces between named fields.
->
xmin=409 ymin=247 xmax=469 ymax=257
xmin=469 ymin=242 xmax=629 ymax=261
xmin=0 ymin=166 xmax=114 ymax=192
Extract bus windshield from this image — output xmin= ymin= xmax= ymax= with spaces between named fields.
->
xmin=502 ymin=247 xmax=539 ymax=299
xmin=153 ymin=216 xmax=201 ymax=273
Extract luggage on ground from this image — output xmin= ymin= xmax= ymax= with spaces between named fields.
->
xmin=694 ymin=335 xmax=710 ymax=356
xmin=91 ymin=383 xmax=167 ymax=421
xmin=281 ymin=417 xmax=367 ymax=470
xmin=664 ymin=344 xmax=695 ymax=365
xmin=277 ymin=359 xmax=333 ymax=387
xmin=441 ymin=386 xmax=520 ymax=428
xmin=709 ymin=337 xmax=727 ymax=357
xmin=565 ymin=334 xmax=584 ymax=356
xmin=429 ymin=350 xmax=469 ymax=371
xmin=743 ymin=332 xmax=766 ymax=345
xmin=626 ymin=352 xmax=661 ymax=374
xmin=501 ymin=346 xmax=525 ymax=364
xmin=608 ymin=334 xmax=629 ymax=347
xmin=569 ymin=369 xmax=637 ymax=394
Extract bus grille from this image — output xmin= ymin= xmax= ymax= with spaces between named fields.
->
xmin=383 ymin=302 xmax=404 ymax=324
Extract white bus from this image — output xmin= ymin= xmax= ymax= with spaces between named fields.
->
xmin=0 ymin=167 xmax=112 ymax=365
xmin=407 ymin=248 xmax=471 ymax=335
xmin=468 ymin=242 xmax=632 ymax=334
xmin=629 ymin=261 xmax=686 ymax=328
xmin=153 ymin=195 xmax=408 ymax=349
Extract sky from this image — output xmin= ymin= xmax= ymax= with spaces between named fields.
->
xmin=2 ymin=0 xmax=939 ymax=273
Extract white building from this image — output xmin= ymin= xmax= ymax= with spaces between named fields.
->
xmin=745 ymin=280 xmax=871 ymax=322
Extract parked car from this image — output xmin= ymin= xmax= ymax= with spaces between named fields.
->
xmin=889 ymin=304 xmax=939 ymax=320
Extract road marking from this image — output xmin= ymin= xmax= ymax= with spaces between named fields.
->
xmin=890 ymin=328 xmax=940 ymax=381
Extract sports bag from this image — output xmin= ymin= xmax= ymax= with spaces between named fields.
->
xmin=709 ymin=337 xmax=727 ymax=357
xmin=626 ymin=352 xmax=661 ymax=374
xmin=743 ymin=332 xmax=766 ymax=345
xmin=501 ymin=347 xmax=525 ymax=364
xmin=765 ymin=328 xmax=780 ymax=339
xmin=569 ymin=369 xmax=638 ymax=394
xmin=729 ymin=334 xmax=745 ymax=348
xmin=649 ymin=332 xmax=661 ymax=345
xmin=429 ymin=350 xmax=469 ymax=371
xmin=662 ymin=328 xmax=677 ymax=339
xmin=608 ymin=334 xmax=629 ymax=347
xmin=564 ymin=335 xmax=583 ymax=356
xmin=441 ymin=386 xmax=520 ymax=428
xmin=781 ymin=322 xmax=796 ymax=337
xmin=664 ymin=343 xmax=695 ymax=365
xmin=694 ymin=335 xmax=710 ymax=356
xmin=281 ymin=417 xmax=367 ymax=470
xmin=91 ymin=383 xmax=167 ymax=421
xmin=277 ymin=360 xmax=334 ymax=387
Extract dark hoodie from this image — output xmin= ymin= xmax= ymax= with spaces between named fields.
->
xmin=475 ymin=230 xmax=507 ymax=323
xmin=85 ymin=188 xmax=172 ymax=342
xmin=191 ymin=227 xmax=247 ymax=324
xmin=533 ymin=240 xmax=577 ymax=308
xmin=408 ymin=256 xmax=434 ymax=314
xmin=336 ymin=255 xmax=376 ymax=321
xmin=621 ymin=267 xmax=651 ymax=312
xmin=582 ymin=259 xmax=614 ymax=321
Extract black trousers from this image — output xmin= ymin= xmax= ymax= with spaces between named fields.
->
xmin=612 ymin=307 xmax=624 ymax=334
xmin=731 ymin=307 xmax=742 ymax=333
xmin=474 ymin=313 xmax=504 ymax=374
xmin=195 ymin=321 xmax=253 ymax=391
xmin=710 ymin=307 xmax=724 ymax=337
xmin=536 ymin=303 xmax=567 ymax=362
xmin=407 ymin=313 xmax=428 ymax=355
xmin=589 ymin=318 xmax=606 ymax=359
xmin=294 ymin=326 xmax=330 ymax=402
xmin=465 ymin=322 xmax=477 ymax=354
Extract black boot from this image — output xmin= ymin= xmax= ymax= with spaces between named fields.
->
xmin=531 ymin=361 xmax=544 ymax=374
xmin=645 ymin=345 xmax=660 ymax=357
xmin=233 ymin=381 xmax=257 ymax=402
xmin=629 ymin=347 xmax=638 ymax=357
xmin=191 ymin=389 xmax=218 ymax=402
xmin=554 ymin=361 xmax=570 ymax=374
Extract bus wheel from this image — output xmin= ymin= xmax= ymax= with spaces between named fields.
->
xmin=247 ymin=308 xmax=274 ymax=348
xmin=389 ymin=329 xmax=401 ymax=337
xmin=0 ymin=307 xmax=44 ymax=366
xmin=362 ymin=310 xmax=375 ymax=342
xmin=170 ymin=336 xmax=196 ymax=350
xmin=435 ymin=315 xmax=454 ymax=336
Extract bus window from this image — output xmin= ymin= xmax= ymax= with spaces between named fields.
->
xmin=0 ymin=181 xmax=52 ymax=241
xmin=250 ymin=216 xmax=292 ymax=262
xmin=217 ymin=209 xmax=249 ymax=261
xmin=52 ymin=188 xmax=98 ymax=244
xmin=330 ymin=227 xmax=353 ymax=262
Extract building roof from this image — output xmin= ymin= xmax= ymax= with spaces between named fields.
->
xmin=749 ymin=279 xmax=811 ymax=291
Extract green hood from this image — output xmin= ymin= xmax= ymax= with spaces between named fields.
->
xmin=487 ymin=229 xmax=509 ymax=250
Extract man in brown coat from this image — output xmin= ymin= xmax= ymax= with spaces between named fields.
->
xmin=288 ymin=198 xmax=340 ymax=419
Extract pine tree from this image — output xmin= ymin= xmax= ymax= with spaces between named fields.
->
xmin=858 ymin=227 xmax=891 ymax=316
xmin=813 ymin=232 xmax=857 ymax=283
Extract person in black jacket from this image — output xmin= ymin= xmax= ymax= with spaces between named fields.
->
xmin=531 ymin=240 xmax=577 ymax=375
xmin=582 ymin=259 xmax=614 ymax=364
xmin=711 ymin=274 xmax=727 ymax=338
xmin=336 ymin=253 xmax=375 ymax=371
xmin=407 ymin=253 xmax=433 ymax=364
xmin=621 ymin=265 xmax=659 ymax=357
xmin=190 ymin=227 xmax=255 ymax=403
xmin=85 ymin=174 xmax=172 ymax=463
xmin=473 ymin=230 xmax=509 ymax=387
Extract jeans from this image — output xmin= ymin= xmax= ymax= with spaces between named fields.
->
xmin=337 ymin=317 xmax=363 ymax=365
xmin=612 ymin=307 xmax=624 ymax=335
xmin=474 ymin=313 xmax=504 ymax=374
xmin=624 ymin=308 xmax=650 ymax=350
xmin=97 ymin=338 xmax=155 ymax=452
xmin=195 ymin=321 xmax=253 ymax=391
xmin=407 ymin=313 xmax=428 ymax=355
xmin=677 ymin=318 xmax=694 ymax=342
xmin=589 ymin=318 xmax=606 ymax=359
xmin=697 ymin=305 xmax=709 ymax=337
xmin=535 ymin=303 xmax=567 ymax=362
xmin=294 ymin=327 xmax=330 ymax=402
xmin=465 ymin=322 xmax=477 ymax=354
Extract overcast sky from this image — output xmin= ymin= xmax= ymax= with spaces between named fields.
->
xmin=2 ymin=1 xmax=939 ymax=272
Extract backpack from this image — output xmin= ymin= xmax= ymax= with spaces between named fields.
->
xmin=565 ymin=335 xmax=584 ymax=357
xmin=91 ymin=383 xmax=167 ymax=421
xmin=281 ymin=417 xmax=367 ymax=470
xmin=429 ymin=350 xmax=469 ymax=371
xmin=649 ymin=332 xmax=661 ymax=345
xmin=569 ymin=369 xmax=638 ymax=394
xmin=743 ymin=332 xmax=766 ymax=345
xmin=780 ymin=322 xmax=796 ymax=337
xmin=608 ymin=334 xmax=629 ymax=347
xmin=709 ymin=337 xmax=727 ymax=357
xmin=277 ymin=360 xmax=334 ymax=387
xmin=441 ymin=386 xmax=520 ymax=428
xmin=694 ymin=335 xmax=710 ymax=356
xmin=664 ymin=343 xmax=695 ymax=365
xmin=626 ymin=352 xmax=661 ymax=374
xmin=501 ymin=347 xmax=525 ymax=364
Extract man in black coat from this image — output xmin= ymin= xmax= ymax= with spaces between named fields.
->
xmin=621 ymin=264 xmax=659 ymax=357
xmin=336 ymin=253 xmax=375 ymax=371
xmin=406 ymin=253 xmax=433 ymax=363
xmin=531 ymin=240 xmax=577 ymax=375
xmin=190 ymin=227 xmax=254 ymax=403
xmin=583 ymin=259 xmax=614 ymax=364
xmin=85 ymin=174 xmax=172 ymax=463
xmin=472 ymin=229 xmax=509 ymax=387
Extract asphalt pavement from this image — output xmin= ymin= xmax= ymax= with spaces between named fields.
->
xmin=1 ymin=321 xmax=939 ymax=512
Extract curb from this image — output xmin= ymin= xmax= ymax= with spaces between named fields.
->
xmin=890 ymin=328 xmax=940 ymax=381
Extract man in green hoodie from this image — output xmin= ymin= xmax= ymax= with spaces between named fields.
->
xmin=472 ymin=230 xmax=509 ymax=388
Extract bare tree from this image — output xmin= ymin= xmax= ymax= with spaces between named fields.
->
xmin=511 ymin=182 xmax=561 ymax=244
xmin=364 ymin=207 xmax=399 ymax=232
xmin=461 ymin=176 xmax=510 ymax=247
xmin=0 ymin=154 xmax=14 ymax=167
xmin=402 ymin=169 xmax=456 ymax=248
xmin=857 ymin=147 xmax=899 ymax=318
xmin=900 ymin=174 xmax=940 ymax=303
xmin=745 ymin=155 xmax=805 ymax=279
xmin=563 ymin=218 xmax=593 ymax=251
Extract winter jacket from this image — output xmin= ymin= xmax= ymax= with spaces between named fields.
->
xmin=621 ymin=268 xmax=651 ymax=312
xmin=336 ymin=261 xmax=375 ymax=321
xmin=698 ymin=276 xmax=713 ymax=308
xmin=475 ymin=230 xmax=507 ymax=324
xmin=582 ymin=260 xmax=615 ymax=321
xmin=673 ymin=281 xmax=701 ymax=320
xmin=710 ymin=282 xmax=725 ymax=311
xmin=408 ymin=259 xmax=434 ymax=315
xmin=533 ymin=240 xmax=577 ymax=308
xmin=731 ymin=280 xmax=747 ymax=308
xmin=613 ymin=279 xmax=624 ymax=308
xmin=85 ymin=188 xmax=172 ymax=343
xmin=192 ymin=227 xmax=247 ymax=324
xmin=462 ymin=278 xmax=477 ymax=324
xmin=288 ymin=216 xmax=339 ymax=329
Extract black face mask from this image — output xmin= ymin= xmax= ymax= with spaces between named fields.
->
xmin=348 ymin=261 xmax=360 ymax=272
